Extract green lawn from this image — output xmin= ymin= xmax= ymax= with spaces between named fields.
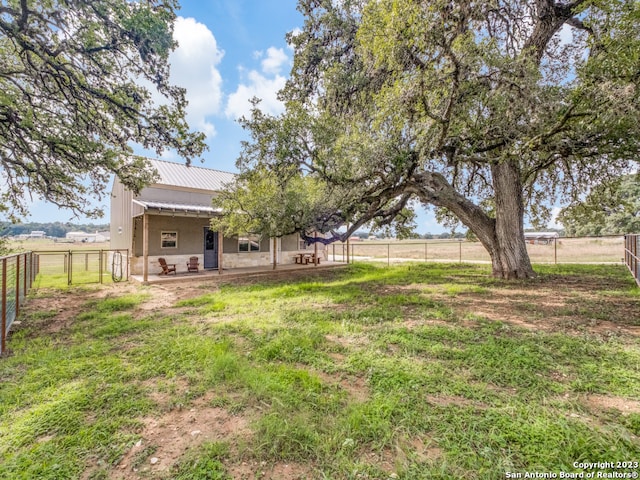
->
xmin=1 ymin=263 xmax=639 ymax=479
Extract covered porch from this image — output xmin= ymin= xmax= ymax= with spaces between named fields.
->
xmin=131 ymin=259 xmax=346 ymax=285
xmin=129 ymin=200 xmax=325 ymax=283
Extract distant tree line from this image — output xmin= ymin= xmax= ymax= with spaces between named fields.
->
xmin=0 ymin=222 xmax=109 ymax=238
xmin=558 ymin=175 xmax=640 ymax=236
xmin=351 ymin=230 xmax=470 ymax=240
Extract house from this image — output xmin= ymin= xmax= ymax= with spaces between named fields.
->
xmin=66 ymin=231 xmax=109 ymax=243
xmin=524 ymin=231 xmax=559 ymax=245
xmin=110 ymin=158 xmax=322 ymax=281
xmin=17 ymin=231 xmax=46 ymax=239
xmin=97 ymin=231 xmax=111 ymax=242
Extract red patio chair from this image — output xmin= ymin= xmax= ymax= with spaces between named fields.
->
xmin=158 ymin=258 xmax=176 ymax=275
xmin=186 ymin=256 xmax=199 ymax=273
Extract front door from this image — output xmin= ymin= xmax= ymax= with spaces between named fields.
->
xmin=204 ymin=228 xmax=218 ymax=269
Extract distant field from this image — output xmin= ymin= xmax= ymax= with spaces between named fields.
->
xmin=7 ymin=239 xmax=120 ymax=287
xmin=8 ymin=238 xmax=111 ymax=252
xmin=330 ymin=236 xmax=624 ymax=264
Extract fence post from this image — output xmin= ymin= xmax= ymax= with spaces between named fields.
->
xmin=346 ymin=237 xmax=350 ymax=264
xmin=554 ymin=237 xmax=558 ymax=264
xmin=629 ymin=235 xmax=640 ymax=282
xmin=23 ymin=254 xmax=27 ymax=294
xmin=625 ymin=235 xmax=629 ymax=265
xmin=1 ymin=258 xmax=6 ymax=354
xmin=636 ymin=236 xmax=640 ymax=281
xmin=15 ymin=256 xmax=20 ymax=318
xmin=99 ymin=250 xmax=104 ymax=284
xmin=68 ymin=251 xmax=72 ymax=286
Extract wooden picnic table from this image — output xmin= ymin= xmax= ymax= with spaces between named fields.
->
xmin=294 ymin=253 xmax=321 ymax=265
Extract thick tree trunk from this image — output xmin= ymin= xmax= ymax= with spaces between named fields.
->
xmin=486 ymin=161 xmax=535 ymax=279
xmin=413 ymin=166 xmax=535 ymax=280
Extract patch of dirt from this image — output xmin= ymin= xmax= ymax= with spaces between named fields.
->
xmin=437 ymin=283 xmax=640 ymax=338
xmin=314 ymin=369 xmax=370 ymax=403
xmin=367 ymin=278 xmax=640 ymax=339
xmin=325 ymin=333 xmax=369 ymax=350
xmin=140 ymin=377 xmax=193 ymax=412
xmin=583 ymin=394 xmax=640 ymax=415
xmin=359 ymin=446 xmax=397 ymax=475
xmin=109 ymin=393 xmax=251 ymax=480
xmin=19 ymin=282 xmax=224 ymax=339
xmin=402 ymin=317 xmax=461 ymax=329
xmin=134 ymin=283 xmax=221 ymax=313
xmin=356 ymin=437 xmax=443 ymax=475
xmin=20 ymin=290 xmax=85 ymax=335
xmin=406 ymin=436 xmax=443 ymax=462
xmin=226 ymin=460 xmax=313 ymax=480
xmin=425 ymin=394 xmax=487 ymax=409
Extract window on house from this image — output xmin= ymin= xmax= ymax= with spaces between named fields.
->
xmin=161 ymin=231 xmax=178 ymax=248
xmin=299 ymin=238 xmax=310 ymax=250
xmin=239 ymin=234 xmax=260 ymax=252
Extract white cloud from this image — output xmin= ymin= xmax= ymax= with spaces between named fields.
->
xmin=225 ymin=47 xmax=290 ymax=120
xmin=548 ymin=206 xmax=563 ymax=229
xmin=261 ymin=47 xmax=288 ymax=75
xmin=169 ymin=17 xmax=225 ymax=138
xmin=159 ymin=149 xmax=179 ymax=161
xmin=225 ymin=71 xmax=287 ymax=119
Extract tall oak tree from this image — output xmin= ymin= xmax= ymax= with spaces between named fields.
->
xmin=219 ymin=0 xmax=640 ymax=278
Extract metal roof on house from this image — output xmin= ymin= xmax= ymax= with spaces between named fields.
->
xmin=132 ymin=199 xmax=222 ymax=216
xmin=148 ymin=158 xmax=236 ymax=192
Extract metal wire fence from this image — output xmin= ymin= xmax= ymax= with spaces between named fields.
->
xmin=1 ymin=252 xmax=35 ymax=355
xmin=624 ymin=234 xmax=639 ymax=286
xmin=32 ymin=249 xmax=129 ymax=287
xmin=330 ymin=235 xmax=625 ymax=265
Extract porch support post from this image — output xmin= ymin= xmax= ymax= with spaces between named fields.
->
xmin=218 ymin=230 xmax=223 ymax=275
xmin=273 ymin=237 xmax=277 ymax=270
xmin=314 ymin=232 xmax=318 ymax=266
xmin=143 ymin=213 xmax=149 ymax=283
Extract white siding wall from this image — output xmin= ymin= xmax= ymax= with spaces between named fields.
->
xmin=110 ymin=178 xmax=133 ymax=251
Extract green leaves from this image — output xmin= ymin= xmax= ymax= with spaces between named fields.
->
xmin=0 ymin=0 xmax=206 ymax=220
xmin=211 ymin=165 xmax=329 ymax=239
xmin=559 ymin=174 xmax=640 ymax=235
